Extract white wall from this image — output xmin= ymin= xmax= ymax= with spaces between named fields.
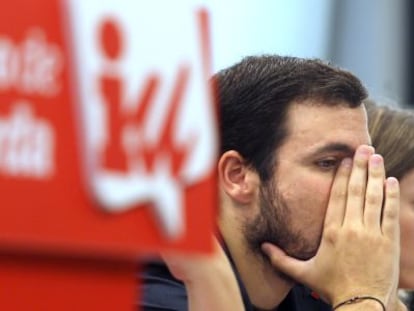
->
xmin=208 ymin=0 xmax=334 ymax=71
xmin=208 ymin=0 xmax=407 ymax=103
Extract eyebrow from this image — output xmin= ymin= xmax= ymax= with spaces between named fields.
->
xmin=307 ymin=143 xmax=356 ymax=158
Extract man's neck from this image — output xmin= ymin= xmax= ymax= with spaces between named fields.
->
xmin=219 ymin=219 xmax=294 ymax=309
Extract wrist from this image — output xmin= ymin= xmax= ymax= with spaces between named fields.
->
xmin=334 ymin=299 xmax=384 ymax=310
xmin=332 ymin=296 xmax=385 ymax=311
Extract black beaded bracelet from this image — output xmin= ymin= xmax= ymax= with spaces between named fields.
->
xmin=333 ymin=296 xmax=386 ymax=311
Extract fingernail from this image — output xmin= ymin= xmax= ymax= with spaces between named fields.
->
xmin=386 ymin=177 xmax=398 ymax=188
xmin=341 ymin=158 xmax=352 ymax=168
xmin=261 ymin=243 xmax=271 ymax=255
xmin=358 ymin=145 xmax=374 ymax=156
xmin=370 ymin=154 xmax=383 ymax=167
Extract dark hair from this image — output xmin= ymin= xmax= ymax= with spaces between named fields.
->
xmin=366 ymin=100 xmax=414 ymax=180
xmin=214 ymin=55 xmax=368 ymax=182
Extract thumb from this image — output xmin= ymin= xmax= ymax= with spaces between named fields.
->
xmin=261 ymin=242 xmax=308 ymax=282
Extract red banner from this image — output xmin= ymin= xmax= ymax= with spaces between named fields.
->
xmin=0 ymin=0 xmax=216 ymax=258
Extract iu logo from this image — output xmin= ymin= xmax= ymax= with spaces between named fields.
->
xmin=77 ymin=8 xmax=216 ymax=240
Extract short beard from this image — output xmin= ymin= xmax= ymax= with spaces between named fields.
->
xmin=243 ymin=178 xmax=319 ymax=271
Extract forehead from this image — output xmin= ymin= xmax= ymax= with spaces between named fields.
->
xmin=279 ymin=101 xmax=371 ymax=157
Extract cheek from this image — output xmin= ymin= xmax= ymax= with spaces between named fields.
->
xmin=400 ymin=208 xmax=414 ymax=264
xmin=281 ymin=176 xmax=332 ymax=231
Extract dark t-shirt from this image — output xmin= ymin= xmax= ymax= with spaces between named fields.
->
xmin=139 ymin=260 xmax=331 ymax=311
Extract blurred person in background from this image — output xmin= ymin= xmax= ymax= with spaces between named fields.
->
xmin=367 ymin=101 xmax=414 ymax=310
xmin=366 ymin=100 xmax=414 ymax=289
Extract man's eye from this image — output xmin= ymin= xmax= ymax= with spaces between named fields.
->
xmin=316 ymin=159 xmax=339 ymax=170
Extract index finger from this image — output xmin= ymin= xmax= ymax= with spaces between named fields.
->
xmin=343 ymin=145 xmax=374 ymax=225
xmin=324 ymin=157 xmax=352 ymax=228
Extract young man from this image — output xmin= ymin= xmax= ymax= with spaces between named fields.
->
xmin=141 ymin=55 xmax=405 ymax=311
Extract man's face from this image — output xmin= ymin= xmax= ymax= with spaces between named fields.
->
xmin=244 ymin=101 xmax=371 ymax=261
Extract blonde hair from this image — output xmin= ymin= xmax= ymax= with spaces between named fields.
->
xmin=366 ymin=100 xmax=414 ymax=180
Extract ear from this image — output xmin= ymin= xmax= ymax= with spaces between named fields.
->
xmin=218 ymin=150 xmax=259 ymax=204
